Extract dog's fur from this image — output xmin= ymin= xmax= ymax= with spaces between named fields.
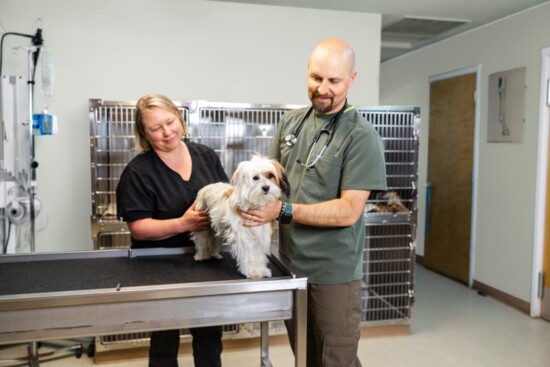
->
xmin=366 ymin=191 xmax=409 ymax=213
xmin=191 ymin=155 xmax=290 ymax=278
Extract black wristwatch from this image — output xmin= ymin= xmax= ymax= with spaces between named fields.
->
xmin=277 ymin=202 xmax=293 ymax=224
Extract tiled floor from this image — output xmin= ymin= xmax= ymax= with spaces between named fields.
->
xmin=2 ymin=265 xmax=550 ymax=366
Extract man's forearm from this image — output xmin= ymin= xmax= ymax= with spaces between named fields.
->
xmin=292 ymin=190 xmax=371 ymax=227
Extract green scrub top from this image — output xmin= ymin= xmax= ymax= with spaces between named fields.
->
xmin=269 ymin=105 xmax=387 ymax=284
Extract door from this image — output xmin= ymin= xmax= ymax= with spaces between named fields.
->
xmin=425 ymin=73 xmax=476 ymax=285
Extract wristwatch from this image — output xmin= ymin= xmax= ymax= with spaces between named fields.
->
xmin=277 ymin=202 xmax=293 ymax=224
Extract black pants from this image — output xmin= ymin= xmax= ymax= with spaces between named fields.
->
xmin=149 ymin=327 xmax=223 ymax=367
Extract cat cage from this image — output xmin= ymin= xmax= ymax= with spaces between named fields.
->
xmin=88 ymin=99 xmax=419 ymax=350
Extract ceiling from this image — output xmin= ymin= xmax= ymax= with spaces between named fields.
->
xmin=212 ymin=0 xmax=549 ymax=62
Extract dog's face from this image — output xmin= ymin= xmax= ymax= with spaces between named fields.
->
xmin=231 ymin=155 xmax=290 ymax=208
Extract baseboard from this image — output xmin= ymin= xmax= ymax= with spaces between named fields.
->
xmin=472 ymin=279 xmax=530 ymax=314
xmin=94 ymin=345 xmax=150 ymax=364
xmin=94 ymin=325 xmax=409 ymax=364
xmin=415 ymin=254 xmax=424 ymax=265
xmin=94 ymin=334 xmax=289 ymax=364
xmin=361 ymin=324 xmax=410 ymax=338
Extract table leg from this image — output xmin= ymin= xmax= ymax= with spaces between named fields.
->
xmin=295 ymin=287 xmax=307 ymax=367
xmin=260 ymin=322 xmax=272 ymax=367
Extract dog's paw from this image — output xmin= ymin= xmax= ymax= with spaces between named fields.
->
xmin=194 ymin=252 xmax=223 ymax=261
xmin=246 ymin=267 xmax=272 ymax=279
xmin=194 ymin=253 xmax=208 ymax=261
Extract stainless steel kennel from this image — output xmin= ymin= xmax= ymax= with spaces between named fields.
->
xmin=89 ymin=99 xmax=419 ymax=351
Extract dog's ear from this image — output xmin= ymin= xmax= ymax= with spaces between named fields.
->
xmin=272 ymin=160 xmax=291 ymax=197
xmin=231 ymin=164 xmax=243 ymax=186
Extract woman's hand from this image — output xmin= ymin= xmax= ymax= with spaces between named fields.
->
xmin=181 ymin=201 xmax=211 ymax=232
xmin=128 ymin=201 xmax=210 ymax=241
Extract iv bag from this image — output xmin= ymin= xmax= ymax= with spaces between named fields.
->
xmin=41 ymin=51 xmax=55 ymax=111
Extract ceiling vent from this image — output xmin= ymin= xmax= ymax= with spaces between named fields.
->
xmin=383 ymin=16 xmax=470 ymax=38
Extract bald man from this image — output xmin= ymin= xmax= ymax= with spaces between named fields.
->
xmin=244 ymin=38 xmax=387 ymax=366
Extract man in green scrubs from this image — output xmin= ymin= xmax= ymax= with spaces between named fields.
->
xmin=242 ymin=38 xmax=387 ymax=366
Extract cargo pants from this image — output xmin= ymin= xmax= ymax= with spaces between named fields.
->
xmin=286 ymin=280 xmax=363 ymax=367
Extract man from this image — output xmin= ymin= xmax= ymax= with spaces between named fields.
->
xmin=243 ymin=38 xmax=387 ymax=366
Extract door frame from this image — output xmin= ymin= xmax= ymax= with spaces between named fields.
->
xmin=428 ymin=64 xmax=481 ymax=287
xmin=532 ymin=46 xmax=550 ymax=317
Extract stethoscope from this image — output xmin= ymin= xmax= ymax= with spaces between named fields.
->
xmin=284 ymin=100 xmax=349 ymax=169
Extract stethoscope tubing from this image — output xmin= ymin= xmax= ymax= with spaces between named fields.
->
xmin=284 ymin=100 xmax=348 ymax=168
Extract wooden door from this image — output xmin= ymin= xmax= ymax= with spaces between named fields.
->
xmin=425 ymin=73 xmax=476 ymax=285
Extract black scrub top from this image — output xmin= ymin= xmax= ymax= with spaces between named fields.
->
xmin=116 ymin=141 xmax=229 ymax=248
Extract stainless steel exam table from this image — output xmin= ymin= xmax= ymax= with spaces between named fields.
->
xmin=0 ymin=247 xmax=307 ymax=367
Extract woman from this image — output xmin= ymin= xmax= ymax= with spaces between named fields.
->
xmin=116 ymin=94 xmax=228 ymax=367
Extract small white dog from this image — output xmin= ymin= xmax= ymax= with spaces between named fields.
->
xmin=191 ymin=154 xmax=290 ymax=278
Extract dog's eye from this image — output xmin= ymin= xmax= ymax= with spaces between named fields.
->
xmin=253 ymin=175 xmax=260 ymax=181
xmin=266 ymin=173 xmax=274 ymax=180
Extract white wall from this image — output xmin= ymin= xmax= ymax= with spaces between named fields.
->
xmin=0 ymin=0 xmax=381 ymax=252
xmin=380 ymin=3 xmax=550 ymax=302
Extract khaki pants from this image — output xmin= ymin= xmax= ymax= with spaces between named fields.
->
xmin=286 ymin=280 xmax=363 ymax=367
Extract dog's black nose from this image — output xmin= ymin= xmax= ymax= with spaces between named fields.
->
xmin=262 ymin=185 xmax=270 ymax=193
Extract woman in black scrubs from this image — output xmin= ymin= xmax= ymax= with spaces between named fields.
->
xmin=116 ymin=94 xmax=228 ymax=367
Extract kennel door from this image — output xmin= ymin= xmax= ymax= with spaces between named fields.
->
xmin=359 ymin=106 xmax=420 ymax=325
xmin=187 ymin=101 xmax=301 ymax=178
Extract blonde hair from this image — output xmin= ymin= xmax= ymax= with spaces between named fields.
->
xmin=134 ymin=94 xmax=186 ymax=152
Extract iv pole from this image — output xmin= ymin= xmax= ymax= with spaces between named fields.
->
xmin=26 ymin=45 xmax=40 ymax=253
xmin=28 ymin=29 xmax=43 ymax=253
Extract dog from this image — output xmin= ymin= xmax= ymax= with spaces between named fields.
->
xmin=191 ymin=154 xmax=290 ymax=278
xmin=366 ymin=191 xmax=409 ymax=213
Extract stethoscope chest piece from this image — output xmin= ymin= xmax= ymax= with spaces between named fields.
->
xmin=285 ymin=133 xmax=297 ymax=147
